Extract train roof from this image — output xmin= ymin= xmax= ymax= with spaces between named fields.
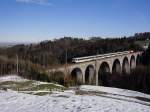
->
xmin=72 ymin=51 xmax=130 ymax=60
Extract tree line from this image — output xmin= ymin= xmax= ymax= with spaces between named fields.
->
xmin=1 ymin=32 xmax=148 ymax=68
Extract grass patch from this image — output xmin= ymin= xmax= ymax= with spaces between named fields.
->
xmin=0 ymin=80 xmax=65 ymax=94
xmin=0 ymin=81 xmax=34 ymax=91
xmin=31 ymin=84 xmax=64 ymax=91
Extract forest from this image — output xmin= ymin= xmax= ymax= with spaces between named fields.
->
xmin=1 ymin=32 xmax=149 ymax=67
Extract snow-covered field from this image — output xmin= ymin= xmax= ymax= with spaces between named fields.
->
xmin=0 ymin=75 xmax=150 ymax=112
xmin=0 ymin=89 xmax=150 ymax=112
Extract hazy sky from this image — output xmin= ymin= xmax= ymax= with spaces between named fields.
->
xmin=0 ymin=0 xmax=150 ymax=42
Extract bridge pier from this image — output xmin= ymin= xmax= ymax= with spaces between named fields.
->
xmin=95 ymin=60 xmax=98 ymax=86
xmin=82 ymin=72 xmax=85 ymax=84
xmin=89 ymin=67 xmax=95 ymax=84
xmin=96 ymin=70 xmax=98 ymax=86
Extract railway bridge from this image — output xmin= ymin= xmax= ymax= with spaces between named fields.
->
xmin=48 ymin=51 xmax=142 ymax=86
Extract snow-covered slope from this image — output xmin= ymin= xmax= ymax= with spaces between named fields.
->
xmin=0 ymin=87 xmax=150 ymax=112
xmin=0 ymin=75 xmax=27 ymax=82
xmin=0 ymin=75 xmax=150 ymax=112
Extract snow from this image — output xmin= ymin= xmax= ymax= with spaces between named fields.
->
xmin=0 ymin=88 xmax=150 ymax=112
xmin=80 ymin=85 xmax=150 ymax=99
xmin=0 ymin=75 xmax=27 ymax=82
xmin=1 ymin=75 xmax=150 ymax=112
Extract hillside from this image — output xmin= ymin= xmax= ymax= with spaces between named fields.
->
xmin=1 ymin=32 xmax=149 ymax=67
xmin=0 ymin=75 xmax=150 ymax=112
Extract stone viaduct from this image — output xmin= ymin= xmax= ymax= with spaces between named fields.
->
xmin=48 ymin=51 xmax=142 ymax=86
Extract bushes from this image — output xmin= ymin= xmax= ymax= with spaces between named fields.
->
xmin=128 ymin=66 xmax=150 ymax=93
xmin=24 ymin=68 xmax=50 ymax=82
xmin=48 ymin=71 xmax=65 ymax=85
xmin=26 ymin=68 xmax=67 ymax=85
xmin=23 ymin=69 xmax=66 ymax=85
xmin=21 ymin=67 xmax=73 ymax=86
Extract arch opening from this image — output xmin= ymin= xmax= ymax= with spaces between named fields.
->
xmin=85 ymin=65 xmax=95 ymax=84
xmin=98 ymin=62 xmax=110 ymax=86
xmin=112 ymin=59 xmax=121 ymax=74
xmin=71 ymin=68 xmax=83 ymax=85
xmin=136 ymin=54 xmax=141 ymax=66
xmin=130 ymin=55 xmax=136 ymax=70
xmin=122 ymin=57 xmax=130 ymax=74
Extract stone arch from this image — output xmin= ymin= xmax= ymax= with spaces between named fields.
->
xmin=122 ymin=57 xmax=130 ymax=74
xmin=71 ymin=68 xmax=83 ymax=84
xmin=98 ymin=62 xmax=110 ymax=86
xmin=136 ymin=54 xmax=140 ymax=65
xmin=130 ymin=55 xmax=136 ymax=70
xmin=85 ymin=65 xmax=95 ymax=84
xmin=112 ymin=59 xmax=121 ymax=74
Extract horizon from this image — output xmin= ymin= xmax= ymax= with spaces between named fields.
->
xmin=0 ymin=32 xmax=140 ymax=43
xmin=0 ymin=32 xmax=149 ymax=43
xmin=0 ymin=0 xmax=150 ymax=42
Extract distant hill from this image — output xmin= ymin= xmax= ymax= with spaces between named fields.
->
xmin=0 ymin=42 xmax=31 ymax=48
